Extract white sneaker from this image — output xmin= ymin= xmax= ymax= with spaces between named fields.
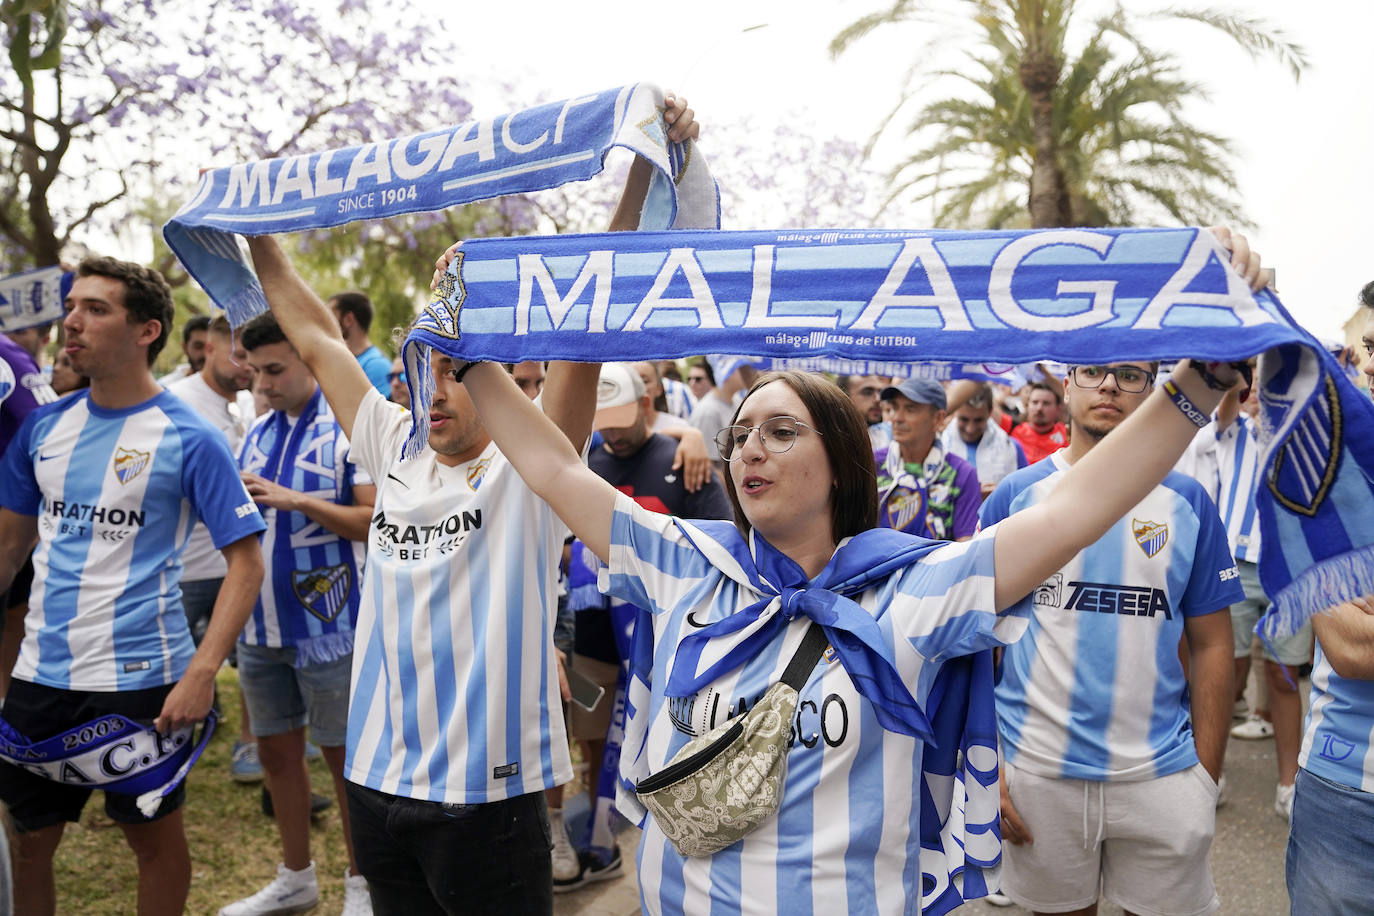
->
xmin=549 ymin=806 xmax=580 ymax=882
xmin=1275 ymin=782 xmax=1295 ymax=822
xmin=986 ymin=891 xmax=1015 ymax=907
xmin=1232 ymin=698 xmax=1249 ymax=720
xmin=341 ymin=868 xmax=372 ymax=916
xmin=219 ymin=862 xmax=319 ymax=916
xmin=1231 ymin=714 xmax=1275 ymax=740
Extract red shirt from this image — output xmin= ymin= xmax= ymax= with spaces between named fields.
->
xmin=1011 ymin=422 xmax=1069 ymax=463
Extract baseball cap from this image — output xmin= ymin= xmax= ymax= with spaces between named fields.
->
xmin=881 ymin=377 xmax=947 ymax=410
xmin=593 ymin=363 xmax=647 ymax=430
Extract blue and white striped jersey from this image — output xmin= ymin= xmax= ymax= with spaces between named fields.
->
xmin=1201 ymin=415 xmax=1263 ymax=561
xmin=602 ymin=494 xmax=1026 ymax=916
xmin=0 ymin=390 xmax=264 ymax=690
xmin=237 ymin=390 xmax=370 ymax=653
xmin=1301 ymin=646 xmax=1374 ymax=792
xmin=661 ymin=376 xmax=697 ymax=420
xmin=981 ymin=452 xmax=1242 ymax=781
xmin=343 ymin=389 xmax=571 ymax=803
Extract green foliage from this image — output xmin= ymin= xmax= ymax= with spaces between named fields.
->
xmin=834 ymin=0 xmax=1306 ymax=228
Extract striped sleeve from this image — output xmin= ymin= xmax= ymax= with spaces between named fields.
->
xmin=599 ymin=492 xmax=717 ymax=614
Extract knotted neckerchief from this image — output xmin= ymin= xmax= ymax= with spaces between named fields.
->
xmin=662 ymin=518 xmax=946 ymax=740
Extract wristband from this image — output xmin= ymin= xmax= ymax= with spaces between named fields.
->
xmin=453 ymin=360 xmax=482 ymax=384
xmin=1163 ymin=379 xmax=1210 ymax=428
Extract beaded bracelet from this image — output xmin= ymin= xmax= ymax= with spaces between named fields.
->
xmin=453 ymin=360 xmax=482 ymax=384
xmin=1163 ymin=379 xmax=1211 ymax=428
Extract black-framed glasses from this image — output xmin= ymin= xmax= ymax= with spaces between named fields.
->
xmin=714 ymin=417 xmax=821 ymax=461
xmin=1071 ymin=365 xmax=1154 ymax=393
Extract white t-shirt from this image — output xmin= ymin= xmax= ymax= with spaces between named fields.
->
xmin=344 ymin=389 xmax=572 ymax=803
xmin=167 ymin=373 xmax=256 ymax=580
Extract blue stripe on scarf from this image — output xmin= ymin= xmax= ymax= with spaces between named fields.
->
xmin=163 ymin=83 xmax=720 ymax=324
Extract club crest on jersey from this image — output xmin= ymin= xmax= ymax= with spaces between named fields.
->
xmin=113 ymin=447 xmax=150 ymax=484
xmin=1132 ymin=518 xmax=1168 ymax=558
xmin=292 ymin=563 xmax=352 ymax=623
xmin=1267 ymin=374 xmax=1341 ymax=518
xmin=467 ymin=456 xmax=490 ymax=491
xmin=883 ymin=486 xmax=925 ymax=533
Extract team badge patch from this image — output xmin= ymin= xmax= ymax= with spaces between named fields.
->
xmin=467 ymin=456 xmax=490 ymax=491
xmin=1132 ymin=518 xmax=1168 ymax=558
xmin=113 ymin=447 xmax=150 ymax=484
xmin=292 ymin=563 xmax=352 ymax=623
xmin=1267 ymin=374 xmax=1342 ymax=518
xmin=883 ymin=486 xmax=926 ymax=534
xmin=423 ymin=253 xmax=464 ymax=341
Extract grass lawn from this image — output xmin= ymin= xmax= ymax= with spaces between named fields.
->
xmin=49 ymin=667 xmax=353 ymax=914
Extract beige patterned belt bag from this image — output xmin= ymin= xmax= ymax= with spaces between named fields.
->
xmin=635 ymin=624 xmax=829 ymax=857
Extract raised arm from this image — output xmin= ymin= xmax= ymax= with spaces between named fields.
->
xmin=244 ymin=235 xmax=374 ymax=439
xmin=462 ymin=361 xmax=619 ymax=560
xmin=991 ymin=230 xmax=1267 ymax=610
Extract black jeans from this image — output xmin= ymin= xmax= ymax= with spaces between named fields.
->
xmin=346 ymin=782 xmax=553 ymax=915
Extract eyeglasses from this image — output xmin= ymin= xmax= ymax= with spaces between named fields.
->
xmin=714 ymin=416 xmax=821 ymax=461
xmin=1071 ymin=365 xmax=1154 ymax=393
xmin=388 ymin=372 xmax=406 ymax=383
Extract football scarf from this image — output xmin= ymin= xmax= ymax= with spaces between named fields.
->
xmin=0 ymin=265 xmax=71 ymax=332
xmin=0 ymin=711 xmax=216 ymax=817
xmin=163 ymin=83 xmax=719 ymax=325
xmin=408 ymin=226 xmax=1374 ymax=635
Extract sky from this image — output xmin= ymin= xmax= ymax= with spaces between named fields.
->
xmin=438 ymin=0 xmax=1370 ymax=341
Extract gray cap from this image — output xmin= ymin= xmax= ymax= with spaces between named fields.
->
xmin=881 ymin=376 xmax=947 ymax=410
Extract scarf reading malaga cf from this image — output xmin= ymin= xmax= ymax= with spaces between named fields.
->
xmin=162 ymin=83 xmax=720 ymax=324
xmin=407 ymin=225 xmax=1374 ymax=642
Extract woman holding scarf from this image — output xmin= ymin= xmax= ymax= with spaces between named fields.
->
xmin=437 ymin=233 xmax=1266 ymax=916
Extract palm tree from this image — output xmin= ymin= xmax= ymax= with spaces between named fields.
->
xmin=832 ymin=0 xmax=1306 ymax=228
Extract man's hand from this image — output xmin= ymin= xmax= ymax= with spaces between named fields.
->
xmin=154 ymin=668 xmax=215 ymax=733
xmin=240 ymin=471 xmax=300 ymax=512
xmin=1000 ymin=769 xmax=1033 ymax=846
xmin=662 ymin=92 xmax=699 ymax=144
xmin=555 ymin=652 xmax=571 ymax=704
xmin=1205 ymin=226 xmax=1270 ymax=292
xmin=671 ymin=428 xmax=711 ymax=492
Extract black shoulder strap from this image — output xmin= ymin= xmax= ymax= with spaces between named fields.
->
xmin=779 ymin=624 xmax=830 ymax=691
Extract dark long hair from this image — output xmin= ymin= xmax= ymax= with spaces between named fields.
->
xmin=722 ymin=370 xmax=878 ymax=543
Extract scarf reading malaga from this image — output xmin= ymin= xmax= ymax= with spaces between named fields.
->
xmin=407 ymin=225 xmax=1374 ymax=641
xmin=162 ymin=83 xmax=720 ymax=323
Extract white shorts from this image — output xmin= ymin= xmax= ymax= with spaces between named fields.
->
xmin=1000 ymin=760 xmax=1220 ymax=916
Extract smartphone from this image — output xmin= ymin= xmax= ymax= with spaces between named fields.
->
xmin=566 ymin=666 xmax=606 ymax=713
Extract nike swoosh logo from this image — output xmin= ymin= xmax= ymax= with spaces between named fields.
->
xmin=38 ymin=453 xmax=62 ymax=462
xmin=386 ymin=473 xmax=410 ymax=489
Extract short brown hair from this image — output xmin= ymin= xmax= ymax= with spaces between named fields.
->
xmin=723 ymin=370 xmax=878 ymax=543
xmin=76 ymin=256 xmax=174 ymax=366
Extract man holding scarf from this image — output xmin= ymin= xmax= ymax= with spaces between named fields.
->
xmin=239 ymin=98 xmax=697 ymax=914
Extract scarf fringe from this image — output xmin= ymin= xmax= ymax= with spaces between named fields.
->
xmin=1261 ymin=542 xmax=1374 ymax=639
xmin=295 ymin=630 xmax=355 ymax=668
xmin=223 ymin=283 xmax=270 ymax=330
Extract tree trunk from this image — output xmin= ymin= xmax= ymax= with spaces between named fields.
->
xmin=1020 ymin=53 xmax=1068 ymax=228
